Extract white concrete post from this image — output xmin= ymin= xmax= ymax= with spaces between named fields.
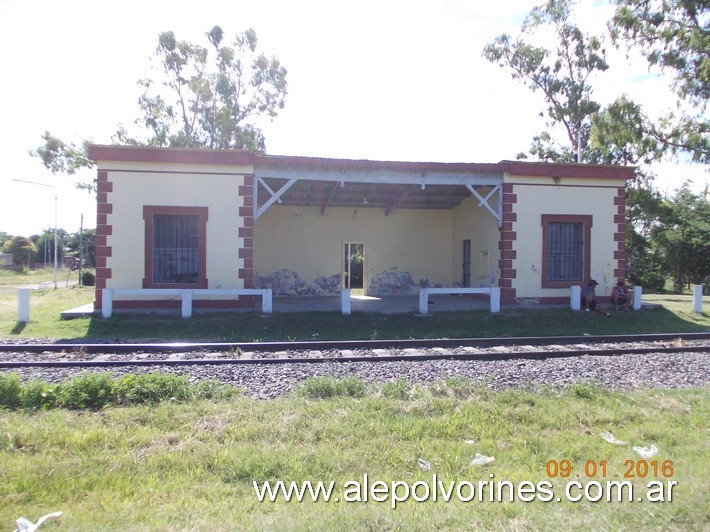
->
xmin=18 ymin=288 xmax=30 ymax=323
xmin=101 ymin=288 xmax=113 ymax=318
xmin=341 ymin=289 xmax=351 ymax=315
xmin=570 ymin=285 xmax=581 ymax=311
xmin=419 ymin=288 xmax=429 ymax=314
xmin=633 ymin=285 xmax=642 ymax=311
xmin=490 ymin=287 xmax=501 ymax=313
xmin=693 ymin=285 xmax=703 ymax=314
xmin=181 ymin=290 xmax=192 ymax=318
xmin=262 ymin=289 xmax=273 ymax=314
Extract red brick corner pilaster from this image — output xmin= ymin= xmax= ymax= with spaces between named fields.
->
xmin=94 ymin=170 xmax=113 ymax=309
xmin=498 ymin=183 xmax=518 ymax=304
xmin=238 ymin=175 xmax=255 ymax=290
xmin=613 ymin=186 xmax=626 ymax=281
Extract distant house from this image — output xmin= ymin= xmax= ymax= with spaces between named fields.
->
xmin=87 ymin=145 xmax=633 ymax=310
xmin=0 ymin=254 xmax=13 ymax=268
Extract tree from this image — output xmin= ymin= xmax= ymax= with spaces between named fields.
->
xmin=116 ymin=26 xmax=287 ymax=151
xmin=483 ymin=0 xmax=608 ymax=162
xmin=610 ymin=0 xmax=709 ymax=105
xmin=2 ymin=237 xmax=36 ymax=268
xmin=609 ymin=0 xmax=709 ymax=164
xmin=652 ymin=183 xmax=710 ymax=290
xmin=33 ymin=26 xmax=288 ymax=183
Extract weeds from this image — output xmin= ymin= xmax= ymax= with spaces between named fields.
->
xmin=0 ymin=372 xmax=237 ymax=410
xmin=297 ymin=376 xmax=366 ymax=399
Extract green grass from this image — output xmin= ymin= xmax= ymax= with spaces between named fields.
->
xmin=0 ymin=383 xmax=706 ymax=529
xmin=0 ymin=284 xmax=708 ymax=341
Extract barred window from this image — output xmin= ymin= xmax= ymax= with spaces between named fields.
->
xmin=546 ymin=222 xmax=583 ymax=282
xmin=153 ymin=215 xmax=199 ymax=284
xmin=541 ymin=215 xmax=592 ymax=289
xmin=143 ymin=206 xmax=208 ymax=289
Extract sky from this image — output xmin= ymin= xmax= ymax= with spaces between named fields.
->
xmin=0 ymin=0 xmax=707 ymax=237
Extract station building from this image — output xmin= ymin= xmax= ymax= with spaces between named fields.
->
xmin=88 ymin=145 xmax=633 ymax=311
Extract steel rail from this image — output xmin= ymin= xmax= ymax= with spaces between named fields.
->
xmin=0 ymin=344 xmax=707 ymax=370
xmin=0 ymin=332 xmax=709 ymax=355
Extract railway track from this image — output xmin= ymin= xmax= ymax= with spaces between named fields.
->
xmin=1 ymin=332 xmax=708 ymax=369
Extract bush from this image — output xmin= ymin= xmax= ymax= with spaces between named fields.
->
xmin=81 ymin=271 xmax=96 ymax=286
xmin=638 ymin=270 xmax=666 ymax=292
xmin=56 ymin=373 xmax=115 ymax=409
xmin=113 ymin=373 xmax=191 ymax=405
xmin=0 ymin=372 xmax=240 ymax=410
xmin=381 ymin=378 xmax=409 ymax=400
xmin=299 ymin=376 xmax=366 ymax=399
xmin=19 ymin=379 xmax=57 ymax=410
xmin=0 ymin=374 xmax=22 ymax=410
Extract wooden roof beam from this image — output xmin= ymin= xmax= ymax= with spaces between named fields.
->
xmin=320 ymin=182 xmax=340 ymax=215
xmin=385 ymin=185 xmax=418 ymax=216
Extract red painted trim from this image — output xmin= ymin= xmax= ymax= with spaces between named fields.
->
xmin=540 ymin=214 xmax=593 ymax=289
xmin=88 ymin=145 xmax=254 ymax=166
xmin=112 ymin=298 xmax=255 ymax=310
xmin=89 ymin=145 xmax=634 ymax=181
xmin=142 ymin=206 xmax=209 ymax=289
xmin=94 ymin=170 xmax=112 ymax=310
xmin=503 ymin=161 xmax=635 ymax=180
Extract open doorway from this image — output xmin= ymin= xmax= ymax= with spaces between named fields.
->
xmin=462 ymin=239 xmax=471 ymax=287
xmin=343 ymin=242 xmax=364 ymax=292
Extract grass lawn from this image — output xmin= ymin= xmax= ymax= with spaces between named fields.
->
xmin=0 ymin=275 xmax=708 ymax=341
xmin=0 ymin=384 xmax=706 ymax=530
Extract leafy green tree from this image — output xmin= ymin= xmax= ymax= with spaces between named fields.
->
xmin=609 ymin=0 xmax=709 ymax=164
xmin=652 ymin=183 xmax=710 ymax=290
xmin=483 ymin=0 xmax=608 ymax=162
xmin=33 ymin=26 xmax=287 ymax=183
xmin=115 ymin=26 xmax=287 ymax=151
xmin=610 ymin=0 xmax=709 ymax=105
xmin=2 ymin=237 xmax=36 ymax=268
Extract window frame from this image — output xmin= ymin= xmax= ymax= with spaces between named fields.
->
xmin=541 ymin=214 xmax=592 ymax=289
xmin=143 ymin=205 xmax=209 ymax=289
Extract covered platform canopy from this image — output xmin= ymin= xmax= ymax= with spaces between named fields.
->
xmin=254 ymin=155 xmax=506 ymax=225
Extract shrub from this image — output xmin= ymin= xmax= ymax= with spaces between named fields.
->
xmin=19 ymin=379 xmax=57 ymax=410
xmin=193 ymin=379 xmax=239 ymax=400
xmin=381 ymin=378 xmax=409 ymax=400
xmin=81 ymin=271 xmax=96 ymax=286
xmin=638 ymin=270 xmax=666 ymax=292
xmin=0 ymin=374 xmax=22 ymax=410
xmin=299 ymin=376 xmax=366 ymax=399
xmin=113 ymin=373 xmax=191 ymax=405
xmin=56 ymin=372 xmax=115 ymax=409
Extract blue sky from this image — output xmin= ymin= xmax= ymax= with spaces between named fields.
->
xmin=0 ymin=0 xmax=706 ymax=236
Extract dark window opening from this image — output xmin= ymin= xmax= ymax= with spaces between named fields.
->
xmin=541 ymin=214 xmax=592 ymax=289
xmin=143 ymin=206 xmax=208 ymax=289
xmin=546 ymin=222 xmax=583 ymax=282
xmin=153 ymin=214 xmax=200 ymax=284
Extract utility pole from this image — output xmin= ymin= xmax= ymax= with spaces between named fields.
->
xmin=78 ymin=213 xmax=84 ymax=286
xmin=12 ymin=179 xmax=58 ymax=289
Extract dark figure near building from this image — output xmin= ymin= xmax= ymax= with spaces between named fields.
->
xmin=581 ymin=279 xmax=611 ymax=317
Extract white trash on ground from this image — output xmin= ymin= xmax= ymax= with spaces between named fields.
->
xmin=601 ymin=431 xmax=627 ymax=445
xmin=471 ymin=453 xmax=495 ymax=466
xmin=417 ymin=458 xmax=431 ymax=471
xmin=633 ymin=445 xmax=658 ymax=459
xmin=15 ymin=512 xmax=63 ymax=532
xmin=464 ymin=440 xmax=475 ymax=445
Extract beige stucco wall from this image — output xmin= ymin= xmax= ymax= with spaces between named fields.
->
xmin=103 ymin=161 xmax=250 ymax=292
xmin=451 ymin=191 xmax=501 ymax=286
xmin=253 ymin=205 xmax=454 ymax=294
xmin=509 ymin=178 xmax=624 ymax=298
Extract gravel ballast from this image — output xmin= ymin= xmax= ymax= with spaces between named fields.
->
xmin=0 ymin=342 xmax=707 ymax=400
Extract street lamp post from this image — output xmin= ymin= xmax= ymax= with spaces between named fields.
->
xmin=11 ymin=179 xmax=58 ymax=289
